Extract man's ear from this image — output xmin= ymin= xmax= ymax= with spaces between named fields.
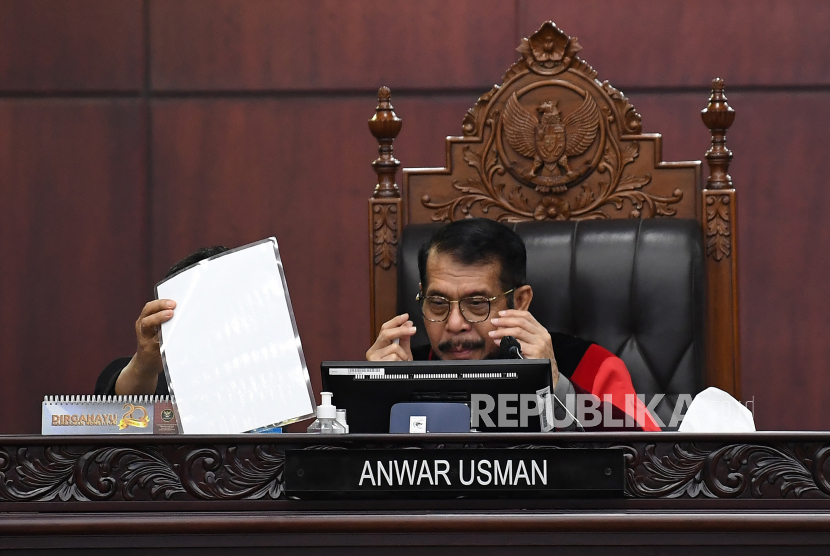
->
xmin=513 ymin=285 xmax=533 ymax=311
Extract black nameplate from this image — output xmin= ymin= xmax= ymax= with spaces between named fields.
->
xmin=285 ymin=448 xmax=624 ymax=499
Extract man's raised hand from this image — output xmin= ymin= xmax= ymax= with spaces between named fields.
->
xmin=366 ymin=313 xmax=417 ymax=361
xmin=488 ymin=309 xmax=560 ymax=387
xmin=134 ymin=299 xmax=176 ymax=373
xmin=115 ymin=299 xmax=176 ymax=395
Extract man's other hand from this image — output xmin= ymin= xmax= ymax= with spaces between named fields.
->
xmin=366 ymin=313 xmax=417 ymax=361
xmin=488 ymin=309 xmax=560 ymax=387
xmin=115 ymin=299 xmax=176 ymax=395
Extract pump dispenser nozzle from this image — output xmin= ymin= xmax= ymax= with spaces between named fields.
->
xmin=317 ymin=392 xmax=336 ymax=419
xmin=307 ymin=392 xmax=345 ymax=434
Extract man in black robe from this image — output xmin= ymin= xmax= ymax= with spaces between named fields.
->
xmin=366 ymin=218 xmax=660 ymax=431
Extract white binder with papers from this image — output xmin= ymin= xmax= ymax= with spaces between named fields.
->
xmin=156 ymin=238 xmax=316 ymax=434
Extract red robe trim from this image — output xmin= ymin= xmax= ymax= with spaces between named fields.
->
xmin=570 ymin=344 xmax=661 ymax=431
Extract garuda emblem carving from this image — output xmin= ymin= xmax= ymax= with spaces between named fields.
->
xmin=502 ymin=92 xmax=600 ymax=193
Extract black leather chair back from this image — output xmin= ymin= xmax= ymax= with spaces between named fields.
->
xmin=397 ymin=219 xmax=705 ymax=425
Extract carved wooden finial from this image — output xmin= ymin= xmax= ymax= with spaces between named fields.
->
xmin=701 ymin=78 xmax=736 ymax=189
xmin=368 ymin=86 xmax=403 ymax=198
xmin=377 ymin=85 xmax=392 ymax=102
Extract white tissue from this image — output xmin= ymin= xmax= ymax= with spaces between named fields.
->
xmin=678 ymin=387 xmax=755 ymax=432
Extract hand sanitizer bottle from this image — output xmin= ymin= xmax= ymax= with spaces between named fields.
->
xmin=336 ymin=408 xmax=349 ymax=433
xmin=307 ymin=392 xmax=346 ymax=434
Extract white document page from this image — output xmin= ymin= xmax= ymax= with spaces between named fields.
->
xmin=156 ymin=238 xmax=315 ymax=434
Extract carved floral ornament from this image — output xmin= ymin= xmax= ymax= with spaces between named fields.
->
xmin=372 ymin=202 xmax=399 ymax=270
xmin=517 ymin=21 xmax=583 ymax=76
xmin=428 ymin=21 xmax=681 ymax=223
xmin=623 ymin=442 xmax=830 ymax=499
xmin=0 ymin=444 xmax=286 ymax=502
xmin=706 ymin=193 xmax=732 ymax=260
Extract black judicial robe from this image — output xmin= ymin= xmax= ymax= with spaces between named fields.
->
xmin=94 ymin=357 xmax=169 ymax=397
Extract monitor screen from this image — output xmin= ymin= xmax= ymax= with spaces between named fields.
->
xmin=320 ymin=359 xmax=553 ymax=433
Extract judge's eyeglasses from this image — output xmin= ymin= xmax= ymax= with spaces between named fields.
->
xmin=416 ymin=289 xmax=514 ymax=323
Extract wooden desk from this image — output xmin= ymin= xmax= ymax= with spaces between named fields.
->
xmin=2 ymin=432 xmax=830 ymax=554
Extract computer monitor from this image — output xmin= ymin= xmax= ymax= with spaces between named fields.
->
xmin=320 ymin=359 xmax=553 ymax=433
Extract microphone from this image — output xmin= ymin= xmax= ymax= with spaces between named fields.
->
xmin=500 ymin=335 xmax=585 ymax=432
xmin=500 ymin=336 xmax=523 ymax=359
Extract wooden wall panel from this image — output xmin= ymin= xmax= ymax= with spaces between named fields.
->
xmin=150 ymin=97 xmax=476 ymax=397
xmin=727 ymin=92 xmax=830 ymax=431
xmin=0 ymin=0 xmax=144 ymax=92
xmin=150 ymin=0 xmax=517 ymax=91
xmin=391 ymin=94 xmax=479 ymax=169
xmin=519 ymin=0 xmax=830 ymax=88
xmin=623 ymin=91 xmax=830 ymax=430
xmin=0 ymin=100 xmax=147 ymax=433
xmin=150 ymin=98 xmax=374 ymax=397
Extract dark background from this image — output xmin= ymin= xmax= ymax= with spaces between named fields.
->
xmin=1 ymin=0 xmax=828 ymax=433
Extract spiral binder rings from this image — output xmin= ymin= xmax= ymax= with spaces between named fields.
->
xmin=41 ymin=395 xmax=179 ymax=435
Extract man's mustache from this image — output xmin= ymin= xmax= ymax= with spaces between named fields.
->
xmin=437 ymin=338 xmax=486 ymax=352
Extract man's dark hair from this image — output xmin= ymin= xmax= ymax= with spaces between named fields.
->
xmin=165 ymin=246 xmax=229 ymax=279
xmin=417 ymin=219 xmax=527 ymax=296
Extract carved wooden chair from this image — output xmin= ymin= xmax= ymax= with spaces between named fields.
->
xmin=367 ymin=21 xmax=738 ymax=422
